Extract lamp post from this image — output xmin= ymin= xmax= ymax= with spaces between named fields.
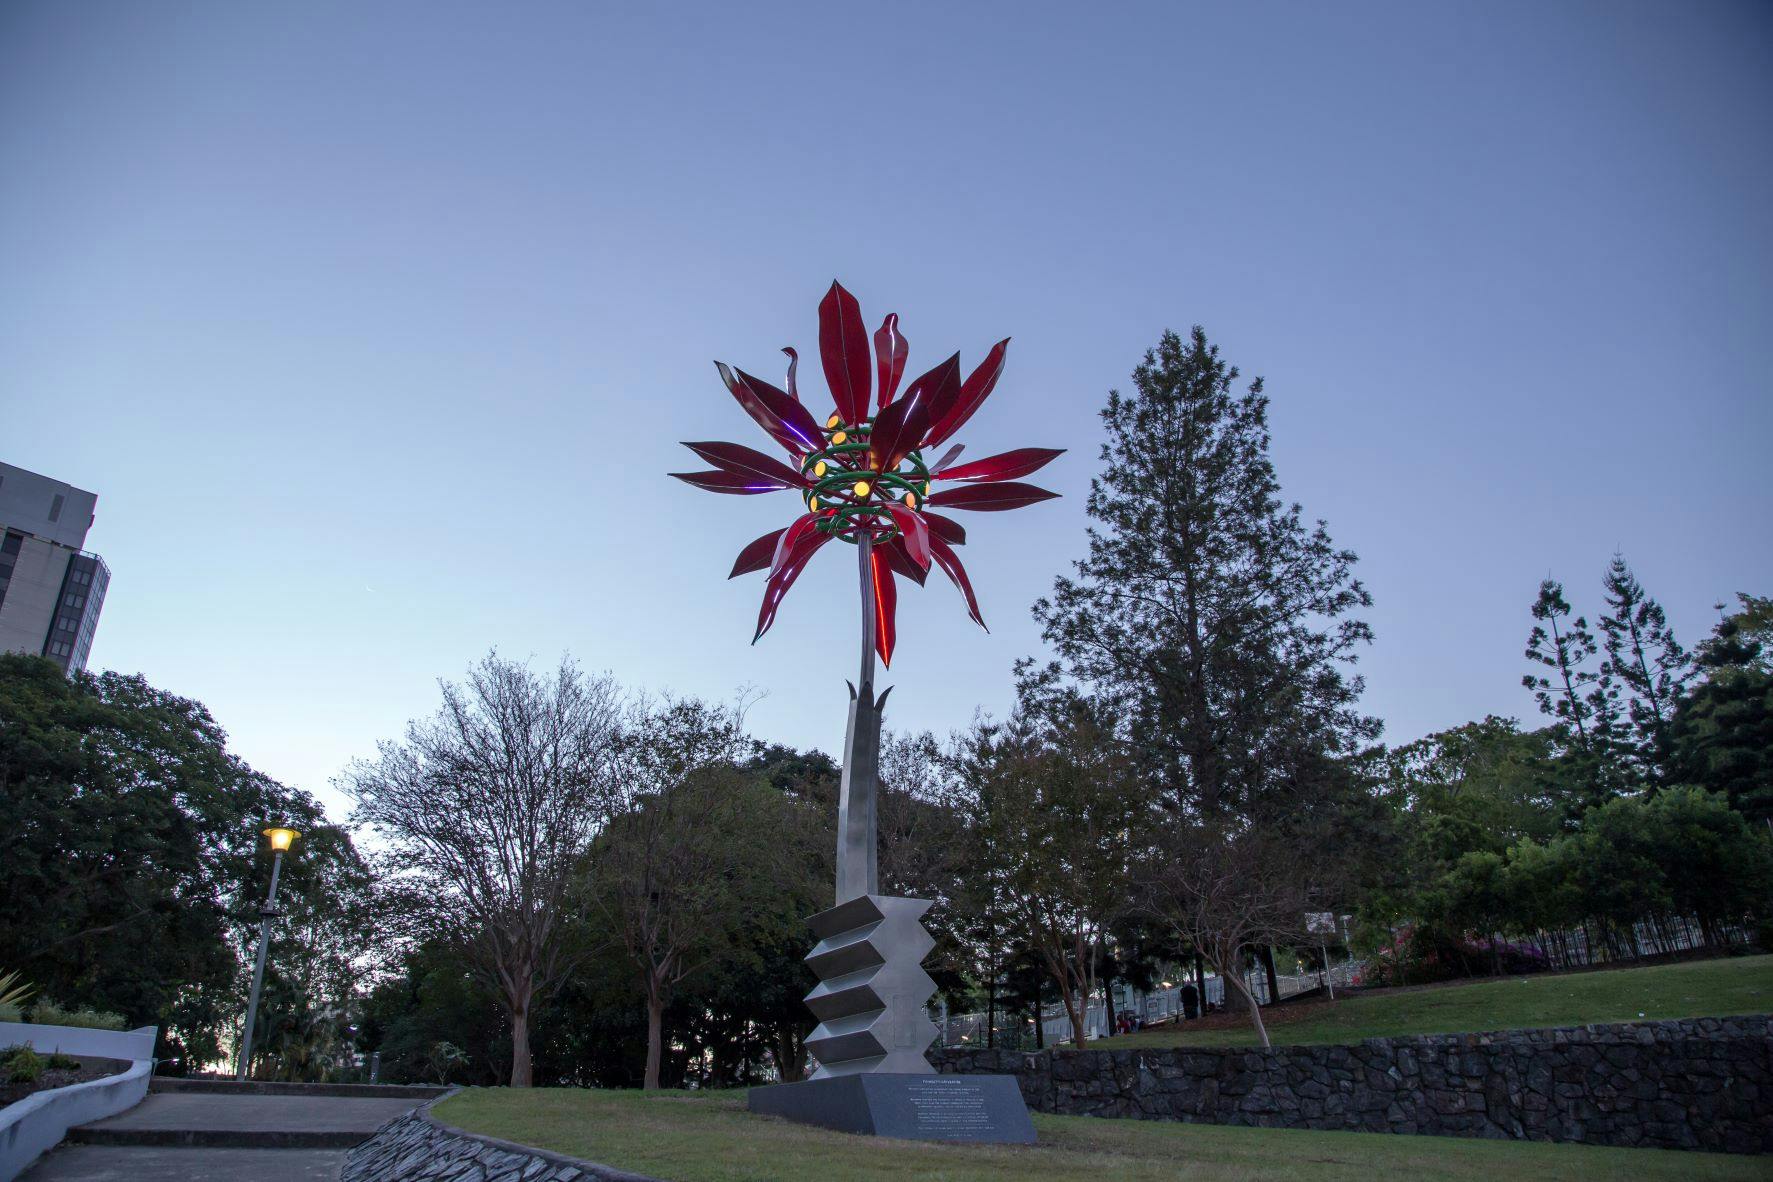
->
xmin=236 ymin=826 xmax=299 ymax=1081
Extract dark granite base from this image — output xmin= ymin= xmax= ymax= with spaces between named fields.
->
xmin=747 ymin=1073 xmax=1035 ymax=1144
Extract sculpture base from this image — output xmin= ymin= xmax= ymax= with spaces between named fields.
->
xmin=747 ymin=1073 xmax=1035 ymax=1144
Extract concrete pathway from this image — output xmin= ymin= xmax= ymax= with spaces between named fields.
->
xmin=19 ymin=1081 xmax=446 ymax=1181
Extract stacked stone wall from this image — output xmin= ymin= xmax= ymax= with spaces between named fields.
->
xmin=931 ymin=1015 xmax=1772 ymax=1154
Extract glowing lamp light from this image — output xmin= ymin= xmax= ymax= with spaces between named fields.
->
xmin=263 ymin=827 xmax=300 ymax=852
xmin=831 ymin=430 xmax=848 ymax=444
xmin=853 ymin=480 xmax=871 ymax=498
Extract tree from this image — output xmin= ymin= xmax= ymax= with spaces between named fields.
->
xmin=1034 ymin=328 xmax=1378 ymax=818
xmin=1597 ymin=555 xmax=1691 ymax=779
xmin=1671 ymin=596 xmax=1773 ymax=824
xmin=343 ymin=652 xmax=622 ymax=1087
xmin=957 ymin=688 xmax=1140 ymax=1047
xmin=1524 ymin=579 xmax=1626 ymax=803
xmin=586 ymin=697 xmax=811 ymax=1090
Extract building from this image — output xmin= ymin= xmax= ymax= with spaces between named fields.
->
xmin=0 ymin=462 xmax=109 ymax=673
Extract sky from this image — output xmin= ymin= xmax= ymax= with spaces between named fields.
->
xmin=2 ymin=1 xmax=1769 ymax=822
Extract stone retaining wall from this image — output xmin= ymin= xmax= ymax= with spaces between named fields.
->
xmin=931 ymin=1015 xmax=1772 ymax=1154
xmin=343 ymin=1104 xmax=662 ymax=1182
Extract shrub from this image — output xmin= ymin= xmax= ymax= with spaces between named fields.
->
xmin=30 ymin=1000 xmax=126 ymax=1031
xmin=0 ymin=1003 xmax=19 ymax=1023
xmin=46 ymin=1052 xmax=80 ymax=1070
xmin=3 ymin=1045 xmax=45 ymax=1084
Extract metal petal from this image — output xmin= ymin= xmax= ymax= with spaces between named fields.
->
xmin=683 ymin=441 xmax=809 ymax=488
xmin=929 ymin=534 xmax=986 ymax=630
xmin=880 ymin=535 xmax=930 ymax=586
xmin=928 ymin=338 xmax=1009 ymax=447
xmin=782 ymin=347 xmax=800 ymax=401
xmin=716 ymin=362 xmax=818 ymax=456
xmin=924 ymin=511 xmax=967 ymax=546
xmin=754 ymin=528 xmax=832 ymax=643
xmin=819 ymin=281 xmax=871 ymax=425
xmin=734 ymin=367 xmax=824 ymax=454
xmin=769 ymin=511 xmax=822 ymax=578
xmin=928 ymin=443 xmax=965 ymax=475
xmin=872 ymin=546 xmax=898 ymax=667
xmin=904 ymin=353 xmax=962 ymax=439
xmin=887 ymin=505 xmax=931 ymax=570
xmin=868 ymin=385 xmax=931 ymax=474
xmin=935 ymin=447 xmax=1064 ymax=483
xmin=729 ymin=527 xmax=787 ymax=578
xmin=669 ymin=470 xmax=785 ymax=495
xmin=874 ymin=313 xmax=908 ymax=409
xmin=925 ymin=480 xmax=1059 ymax=512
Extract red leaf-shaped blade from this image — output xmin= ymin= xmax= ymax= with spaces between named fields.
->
xmin=729 ymin=527 xmax=787 ymax=578
xmin=928 ymin=338 xmax=1009 ymax=447
xmin=887 ymin=505 xmax=930 ymax=570
xmin=734 ymin=367 xmax=823 ymax=454
xmin=903 ymin=353 xmax=961 ymax=439
xmin=782 ymin=347 xmax=800 ymax=401
xmin=871 ymin=546 xmax=898 ymax=667
xmin=754 ymin=528 xmax=831 ymax=643
xmin=925 ymin=481 xmax=1059 ymax=512
xmin=868 ymin=384 xmax=931 ymax=474
xmin=880 ymin=534 xmax=930 ymax=586
xmin=936 ymin=447 xmax=1064 ymax=483
xmin=716 ymin=362 xmax=817 ymax=456
xmin=769 ymin=511 xmax=822 ymax=578
xmin=925 ymin=511 xmax=967 ymax=546
xmin=683 ymin=441 xmax=808 ymax=488
xmin=928 ymin=443 xmax=965 ymax=475
xmin=670 ymin=470 xmax=783 ymax=495
xmin=874 ymin=313 xmax=908 ymax=409
xmin=930 ymin=534 xmax=986 ymax=630
xmin=819 ymin=281 xmax=871 ymax=425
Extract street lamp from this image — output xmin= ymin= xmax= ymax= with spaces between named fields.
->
xmin=236 ymin=826 xmax=299 ymax=1081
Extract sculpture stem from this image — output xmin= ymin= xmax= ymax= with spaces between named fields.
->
xmin=835 ymin=532 xmax=882 ymax=903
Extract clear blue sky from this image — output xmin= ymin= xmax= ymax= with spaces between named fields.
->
xmin=3 ymin=1 xmax=1769 ymax=820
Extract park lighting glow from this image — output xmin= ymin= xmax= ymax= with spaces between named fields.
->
xmin=263 ymin=826 xmax=300 ymax=852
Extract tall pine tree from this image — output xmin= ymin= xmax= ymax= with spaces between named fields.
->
xmin=1597 ymin=554 xmax=1691 ymax=781
xmin=1034 ymin=327 xmax=1377 ymax=818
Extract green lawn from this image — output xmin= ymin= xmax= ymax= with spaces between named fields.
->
xmin=436 ymin=1088 xmax=1767 ymax=1182
xmin=1103 ymin=955 xmax=1773 ymax=1049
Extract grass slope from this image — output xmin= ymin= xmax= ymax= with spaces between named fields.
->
xmin=1103 ymin=954 xmax=1773 ymax=1050
xmin=436 ymin=1088 xmax=1767 ymax=1182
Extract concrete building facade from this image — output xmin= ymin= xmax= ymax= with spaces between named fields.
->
xmin=0 ymin=462 xmax=109 ymax=673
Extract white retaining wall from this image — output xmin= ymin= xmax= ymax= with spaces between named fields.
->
xmin=0 ymin=1024 xmax=156 ymax=1181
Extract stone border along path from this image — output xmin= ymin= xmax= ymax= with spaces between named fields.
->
xmin=342 ymin=1094 xmax=663 ymax=1182
xmin=16 ymin=1080 xmax=450 ymax=1181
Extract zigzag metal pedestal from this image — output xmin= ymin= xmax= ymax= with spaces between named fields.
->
xmin=747 ymin=893 xmax=1035 ymax=1144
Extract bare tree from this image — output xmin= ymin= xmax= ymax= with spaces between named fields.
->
xmin=342 ymin=652 xmax=621 ymax=1086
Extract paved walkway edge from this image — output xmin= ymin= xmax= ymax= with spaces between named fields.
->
xmin=342 ymin=1092 xmax=664 ymax=1182
xmin=1 ymin=1058 xmax=151 ymax=1181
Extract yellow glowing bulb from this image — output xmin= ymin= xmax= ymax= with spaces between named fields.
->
xmin=903 ymin=492 xmax=916 ymax=507
xmin=264 ymin=826 xmax=300 ymax=852
xmin=831 ymin=431 xmax=847 ymax=445
xmin=853 ymin=481 xmax=871 ymax=498
xmin=827 ymin=413 xmax=841 ymax=428
xmin=814 ymin=461 xmax=827 ymax=477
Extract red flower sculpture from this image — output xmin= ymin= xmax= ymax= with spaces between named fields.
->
xmin=672 ymin=281 xmax=1061 ymax=666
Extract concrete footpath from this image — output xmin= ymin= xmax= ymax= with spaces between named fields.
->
xmin=18 ymin=1079 xmax=449 ymax=1182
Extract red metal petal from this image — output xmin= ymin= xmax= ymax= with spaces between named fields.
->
xmin=871 ymin=546 xmax=897 ymax=667
xmin=716 ymin=362 xmax=816 ymax=456
xmin=670 ymin=470 xmax=783 ymax=495
xmin=929 ymin=534 xmax=986 ymax=630
xmin=819 ymin=281 xmax=871 ymax=425
xmin=754 ymin=528 xmax=831 ymax=643
xmin=903 ymin=353 xmax=961 ymax=439
xmin=924 ymin=511 xmax=967 ymax=546
xmin=928 ymin=338 xmax=1009 ymax=447
xmin=928 ymin=443 xmax=965 ymax=475
xmin=935 ymin=447 xmax=1064 ymax=483
xmin=770 ymin=511 xmax=822 ymax=577
xmin=683 ymin=441 xmax=808 ymax=488
xmin=868 ymin=385 xmax=932 ymax=474
xmin=782 ymin=347 xmax=800 ymax=401
xmin=880 ymin=535 xmax=929 ymax=586
xmin=729 ymin=527 xmax=787 ymax=578
xmin=734 ymin=367 xmax=824 ymax=454
xmin=874 ymin=313 xmax=908 ymax=409
xmin=925 ymin=481 xmax=1059 ymax=512
xmin=887 ymin=505 xmax=930 ymax=570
